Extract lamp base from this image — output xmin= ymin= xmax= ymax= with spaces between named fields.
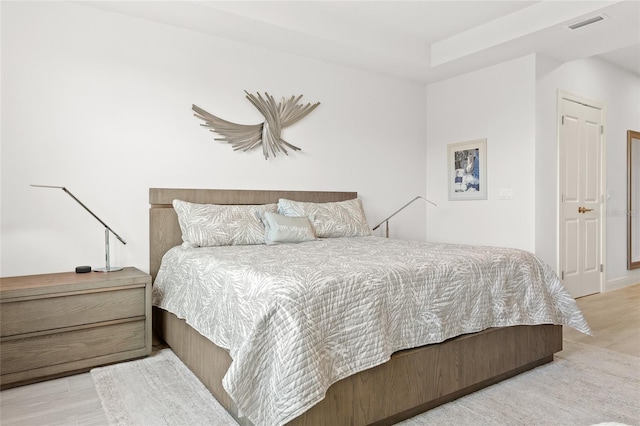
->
xmin=93 ymin=266 xmax=124 ymax=272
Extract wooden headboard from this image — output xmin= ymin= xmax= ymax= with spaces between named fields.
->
xmin=149 ymin=188 xmax=357 ymax=281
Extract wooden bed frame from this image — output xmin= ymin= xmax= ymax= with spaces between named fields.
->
xmin=149 ymin=188 xmax=563 ymax=426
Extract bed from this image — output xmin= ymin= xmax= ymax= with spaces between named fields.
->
xmin=149 ymin=188 xmax=589 ymax=426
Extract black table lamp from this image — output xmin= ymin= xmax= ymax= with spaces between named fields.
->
xmin=31 ymin=185 xmax=127 ymax=272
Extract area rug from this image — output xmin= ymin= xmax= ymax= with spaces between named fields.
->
xmin=398 ymin=340 xmax=639 ymax=426
xmin=92 ymin=341 xmax=639 ymax=426
xmin=91 ymin=349 xmax=237 ymax=425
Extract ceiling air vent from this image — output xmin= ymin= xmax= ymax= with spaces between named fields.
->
xmin=568 ymin=15 xmax=605 ymax=30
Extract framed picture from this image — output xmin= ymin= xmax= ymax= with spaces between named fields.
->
xmin=448 ymin=139 xmax=487 ymax=200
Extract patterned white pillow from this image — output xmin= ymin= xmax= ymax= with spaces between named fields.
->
xmin=277 ymin=198 xmax=371 ymax=238
xmin=262 ymin=212 xmax=316 ymax=245
xmin=173 ymin=199 xmax=276 ymax=247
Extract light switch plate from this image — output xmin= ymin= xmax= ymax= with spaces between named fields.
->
xmin=498 ymin=188 xmax=513 ymax=200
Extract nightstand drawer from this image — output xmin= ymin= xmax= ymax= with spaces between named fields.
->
xmin=1 ymin=287 xmax=145 ymax=337
xmin=1 ymin=319 xmax=146 ymax=375
xmin=0 ymin=267 xmax=151 ymax=388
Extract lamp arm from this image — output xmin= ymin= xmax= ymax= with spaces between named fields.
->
xmin=372 ymin=196 xmax=437 ymax=231
xmin=61 ymin=187 xmax=127 ymax=245
xmin=30 ymin=185 xmax=127 ymax=245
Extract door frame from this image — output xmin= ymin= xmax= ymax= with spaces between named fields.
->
xmin=557 ymin=90 xmax=606 ymax=294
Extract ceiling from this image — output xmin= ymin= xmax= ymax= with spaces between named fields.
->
xmin=84 ymin=1 xmax=640 ymax=83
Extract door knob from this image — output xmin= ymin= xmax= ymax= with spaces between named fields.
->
xmin=578 ymin=206 xmax=594 ymax=213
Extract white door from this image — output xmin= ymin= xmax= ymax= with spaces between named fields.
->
xmin=559 ymin=94 xmax=604 ymax=298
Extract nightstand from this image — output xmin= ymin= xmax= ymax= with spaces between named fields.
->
xmin=0 ymin=267 xmax=151 ymax=389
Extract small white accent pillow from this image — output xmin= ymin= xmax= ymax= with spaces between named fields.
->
xmin=173 ymin=199 xmax=276 ymax=247
xmin=262 ymin=212 xmax=316 ymax=245
xmin=277 ymin=198 xmax=371 ymax=238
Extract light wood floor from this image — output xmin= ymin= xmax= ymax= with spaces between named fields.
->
xmin=563 ymin=283 xmax=640 ymax=357
xmin=0 ymin=373 xmax=108 ymax=425
xmin=1 ymin=284 xmax=638 ymax=425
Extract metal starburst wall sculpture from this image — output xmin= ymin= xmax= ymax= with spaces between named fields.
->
xmin=192 ymin=91 xmax=320 ymax=160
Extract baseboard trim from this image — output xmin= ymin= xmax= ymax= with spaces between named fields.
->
xmin=605 ymin=275 xmax=640 ymax=292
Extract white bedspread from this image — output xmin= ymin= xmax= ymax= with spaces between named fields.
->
xmin=152 ymin=237 xmax=590 ymax=426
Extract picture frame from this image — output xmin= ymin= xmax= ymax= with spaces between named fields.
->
xmin=448 ymin=139 xmax=487 ymax=200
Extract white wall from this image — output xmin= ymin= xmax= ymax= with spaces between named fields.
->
xmin=536 ymin=55 xmax=640 ymax=290
xmin=426 ymin=55 xmax=537 ymax=251
xmin=426 ymin=52 xmax=639 ymax=291
xmin=1 ymin=2 xmax=427 ymax=277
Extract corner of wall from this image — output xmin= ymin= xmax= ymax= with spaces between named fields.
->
xmin=605 ymin=274 xmax=640 ymax=292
